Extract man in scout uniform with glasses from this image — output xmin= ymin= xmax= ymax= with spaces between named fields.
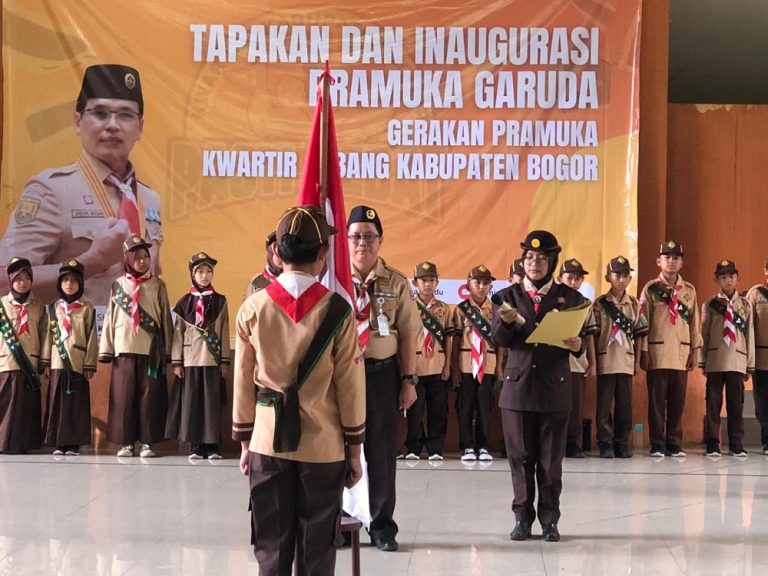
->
xmin=0 ymin=64 xmax=162 ymax=308
xmin=639 ymin=241 xmax=701 ymax=458
xmin=492 ymin=230 xmax=588 ymax=543
xmin=346 ymin=204 xmax=420 ymax=552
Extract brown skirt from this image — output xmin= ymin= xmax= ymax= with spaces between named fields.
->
xmin=0 ymin=370 xmax=42 ymax=452
xmin=107 ymin=354 xmax=168 ymax=446
xmin=43 ymin=369 xmax=92 ymax=447
xmin=166 ymin=366 xmax=224 ymax=444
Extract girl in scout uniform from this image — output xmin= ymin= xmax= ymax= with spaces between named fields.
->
xmin=700 ymin=260 xmax=754 ymax=457
xmin=452 ymin=265 xmax=502 ymax=463
xmin=167 ymin=252 xmax=230 ymax=460
xmin=41 ymin=260 xmax=98 ymax=455
xmin=99 ymin=234 xmax=173 ymax=458
xmin=0 ymin=257 xmax=48 ymax=454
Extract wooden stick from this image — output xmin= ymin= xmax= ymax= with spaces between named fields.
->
xmin=319 ymin=60 xmax=331 ymax=206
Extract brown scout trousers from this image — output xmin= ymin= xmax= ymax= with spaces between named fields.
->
xmin=646 ymin=369 xmax=687 ymax=450
xmin=567 ymin=372 xmax=585 ymax=446
xmin=753 ymin=370 xmax=768 ymax=447
xmin=596 ymin=373 xmax=633 ymax=446
xmin=704 ymin=371 xmax=745 ymax=449
xmin=248 ymin=452 xmax=346 ymax=576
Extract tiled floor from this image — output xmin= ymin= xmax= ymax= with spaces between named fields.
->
xmin=2 ymin=451 xmax=768 ymax=575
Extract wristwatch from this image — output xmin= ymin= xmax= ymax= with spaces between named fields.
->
xmin=401 ymin=374 xmax=419 ymax=385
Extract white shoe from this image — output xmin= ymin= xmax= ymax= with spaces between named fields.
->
xmin=117 ymin=445 xmax=133 ymax=457
xmin=189 ymin=452 xmax=203 ymax=460
xmin=208 ymin=452 xmax=223 ymax=460
xmin=478 ymin=448 xmax=493 ymax=462
xmin=65 ymin=449 xmax=79 ymax=456
xmin=428 ymin=454 xmax=443 ymax=462
xmin=395 ymin=453 xmax=405 ymax=460
xmin=404 ymin=452 xmax=420 ymax=461
xmin=139 ymin=444 xmax=155 ymax=458
xmin=53 ymin=449 xmax=65 ymax=456
xmin=460 ymin=448 xmax=477 ymax=462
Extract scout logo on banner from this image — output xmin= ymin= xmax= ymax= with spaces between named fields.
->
xmin=1 ymin=0 xmax=641 ymax=315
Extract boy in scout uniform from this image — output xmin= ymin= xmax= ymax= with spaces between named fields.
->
xmin=0 ymin=64 xmax=162 ymax=307
xmin=639 ymin=241 xmax=701 ymax=457
xmin=700 ymin=260 xmax=754 ymax=457
xmin=593 ymin=257 xmax=648 ymax=458
xmin=492 ymin=231 xmax=587 ymax=543
xmin=558 ymin=259 xmax=598 ymax=458
xmin=405 ymin=261 xmax=451 ymax=461
xmin=453 ymin=265 xmax=502 ymax=463
xmin=99 ymin=234 xmax=173 ymax=458
xmin=0 ymin=258 xmax=48 ymax=454
xmin=40 ymin=260 xmax=99 ymax=456
xmin=243 ymin=231 xmax=283 ymax=300
xmin=347 ymin=205 xmax=420 ymax=552
xmin=746 ymin=260 xmax=768 ymax=455
xmin=168 ymin=252 xmax=231 ymax=460
xmin=233 ymin=205 xmax=365 ymax=576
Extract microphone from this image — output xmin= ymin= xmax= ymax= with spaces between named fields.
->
xmin=491 ymin=294 xmax=526 ymax=326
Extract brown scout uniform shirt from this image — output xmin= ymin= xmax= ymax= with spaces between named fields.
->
xmin=242 ymin=268 xmax=275 ymax=301
xmin=415 ymin=297 xmax=451 ymax=377
xmin=699 ymin=292 xmax=754 ymax=374
xmin=0 ymin=294 xmax=48 ymax=372
xmin=232 ymin=275 xmax=366 ymax=463
xmin=639 ymin=273 xmax=702 ymax=370
xmin=452 ymin=297 xmax=499 ymax=375
xmin=746 ymin=284 xmax=768 ymax=370
xmin=98 ymin=276 xmax=173 ymax=360
xmin=0 ymin=151 xmax=163 ymax=307
xmin=172 ymin=303 xmax=231 ymax=368
xmin=569 ymin=299 xmax=598 ymax=374
xmin=39 ymin=300 xmax=99 ymax=373
xmin=593 ymin=291 xmax=648 ymax=375
xmin=356 ymin=258 xmax=421 ymax=361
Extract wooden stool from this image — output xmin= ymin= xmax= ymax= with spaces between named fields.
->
xmin=340 ymin=516 xmax=363 ymax=576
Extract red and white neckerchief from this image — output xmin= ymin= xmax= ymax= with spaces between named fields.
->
xmin=353 ymin=271 xmax=377 ymax=352
xmin=124 ymin=274 xmax=151 ymax=335
xmin=107 ymin=173 xmax=141 ymax=235
xmin=719 ymin=292 xmax=737 ymax=346
xmin=470 ymin=326 xmax=485 ymax=382
xmin=58 ymin=300 xmax=83 ymax=341
xmin=661 ymin=276 xmax=683 ymax=326
xmin=526 ymin=289 xmax=546 ymax=313
xmin=10 ymin=298 xmax=29 ymax=336
xmin=190 ymin=286 xmax=213 ymax=327
xmin=263 ymin=266 xmax=278 ymax=283
xmin=421 ymin=298 xmax=436 ymax=356
xmin=609 ymin=293 xmax=625 ymax=346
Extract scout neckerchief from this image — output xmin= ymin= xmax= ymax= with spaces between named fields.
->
xmin=124 ymin=273 xmax=152 ymax=335
xmin=263 ymin=266 xmax=278 ymax=283
xmin=58 ymin=300 xmax=83 ymax=341
xmin=0 ymin=299 xmax=43 ymax=391
xmin=10 ymin=297 xmax=29 ymax=336
xmin=48 ymin=303 xmax=87 ymax=395
xmin=458 ymin=299 xmax=493 ymax=382
xmin=708 ymin=292 xmax=746 ymax=344
xmin=106 ymin=173 xmax=141 ymax=235
xmin=353 ymin=270 xmax=377 ymax=352
xmin=76 ymin=151 xmax=146 ymax=236
xmin=190 ymin=286 xmax=214 ymax=327
xmin=523 ymin=277 xmax=552 ymax=314
xmin=649 ymin=277 xmax=692 ymax=325
xmin=416 ymin=297 xmax=445 ymax=354
xmin=599 ymin=293 xmax=634 ymax=346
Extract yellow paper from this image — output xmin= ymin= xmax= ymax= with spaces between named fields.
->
xmin=525 ymin=302 xmax=592 ymax=349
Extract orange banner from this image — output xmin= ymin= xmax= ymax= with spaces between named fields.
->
xmin=1 ymin=0 xmax=641 ymax=314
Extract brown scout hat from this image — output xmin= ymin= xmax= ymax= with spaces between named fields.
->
xmin=7 ymin=257 xmax=33 ymax=281
xmin=659 ymin=240 xmax=683 ymax=256
xmin=76 ymin=64 xmax=143 ymax=114
xmin=414 ymin=261 xmax=438 ymax=280
xmin=59 ymin=259 xmax=85 ymax=279
xmin=509 ymin=258 xmax=524 ymax=278
xmin=467 ymin=265 xmax=495 ymax=282
xmin=606 ymin=255 xmax=634 ymax=274
xmin=276 ymin=205 xmax=337 ymax=247
xmin=347 ymin=205 xmax=383 ymax=235
xmin=189 ymin=252 xmax=218 ymax=274
xmin=714 ymin=259 xmax=738 ymax=276
xmin=265 ymin=231 xmax=277 ymax=248
xmin=123 ymin=234 xmax=152 ymax=254
xmin=559 ymin=258 xmax=589 ymax=276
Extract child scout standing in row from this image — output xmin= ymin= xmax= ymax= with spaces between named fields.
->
xmin=0 ymin=257 xmax=47 ymax=454
xmin=700 ymin=260 xmax=754 ymax=457
xmin=168 ymin=252 xmax=230 ymax=460
xmin=746 ymin=262 xmax=768 ymax=455
xmin=99 ymin=234 xmax=173 ymax=458
xmin=42 ymin=260 xmax=98 ymax=456
xmin=558 ymin=259 xmax=597 ymax=458
xmin=405 ymin=262 xmax=451 ymax=461
xmin=453 ymin=265 xmax=503 ymax=462
xmin=592 ymin=257 xmax=648 ymax=458
xmin=639 ymin=241 xmax=701 ymax=458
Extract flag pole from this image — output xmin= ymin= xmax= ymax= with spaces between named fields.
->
xmin=318 ymin=60 xmax=331 ymax=206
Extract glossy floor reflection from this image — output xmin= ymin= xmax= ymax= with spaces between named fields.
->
xmin=2 ymin=451 xmax=768 ymax=575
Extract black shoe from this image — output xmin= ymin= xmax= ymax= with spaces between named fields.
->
xmin=599 ymin=444 xmax=615 ymax=459
xmin=372 ymin=535 xmax=398 ymax=552
xmin=566 ymin=442 xmax=585 ymax=458
xmin=510 ymin=521 xmax=532 ymax=541
xmin=614 ymin=442 xmax=632 ymax=458
xmin=542 ymin=523 xmax=561 ymax=542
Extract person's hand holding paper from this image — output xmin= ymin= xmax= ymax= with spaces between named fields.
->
xmin=525 ymin=301 xmax=591 ymax=349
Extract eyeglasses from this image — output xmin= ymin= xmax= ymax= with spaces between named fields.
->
xmin=83 ymin=107 xmax=141 ymax=124
xmin=524 ymin=254 xmax=550 ymax=263
xmin=348 ymin=233 xmax=380 ymax=244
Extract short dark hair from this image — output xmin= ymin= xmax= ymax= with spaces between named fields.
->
xmin=278 ymin=235 xmax=326 ymax=265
